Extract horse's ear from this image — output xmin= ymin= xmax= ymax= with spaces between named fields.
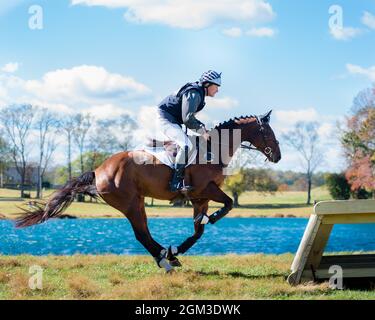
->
xmin=260 ymin=110 xmax=272 ymax=123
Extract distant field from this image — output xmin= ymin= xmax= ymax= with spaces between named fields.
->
xmin=0 ymin=254 xmax=373 ymax=300
xmin=0 ymin=187 xmax=332 ymax=219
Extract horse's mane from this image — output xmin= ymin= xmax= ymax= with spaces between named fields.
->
xmin=213 ymin=115 xmax=258 ymax=130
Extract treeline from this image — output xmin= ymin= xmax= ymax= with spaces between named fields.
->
xmin=224 ymin=168 xmax=328 ymax=207
xmin=0 ymin=104 xmax=136 ymax=198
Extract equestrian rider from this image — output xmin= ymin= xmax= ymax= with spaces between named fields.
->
xmin=157 ymin=70 xmax=222 ymax=192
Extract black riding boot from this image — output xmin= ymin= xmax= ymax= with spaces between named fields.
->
xmin=170 ymin=164 xmax=185 ymax=192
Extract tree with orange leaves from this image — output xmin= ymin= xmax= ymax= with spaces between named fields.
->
xmin=342 ymin=86 xmax=375 ymax=197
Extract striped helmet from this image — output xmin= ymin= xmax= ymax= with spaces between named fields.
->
xmin=199 ymin=70 xmax=222 ymax=86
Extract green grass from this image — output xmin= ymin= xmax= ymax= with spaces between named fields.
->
xmin=0 ymin=187 xmax=332 ymax=219
xmin=0 ymin=254 xmax=373 ymax=300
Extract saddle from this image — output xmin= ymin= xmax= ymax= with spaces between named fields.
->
xmin=145 ymin=139 xmax=178 ymax=158
xmin=139 ymin=136 xmax=212 ymax=170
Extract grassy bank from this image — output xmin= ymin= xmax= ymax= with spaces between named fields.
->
xmin=0 ymin=254 xmax=373 ymax=300
xmin=0 ymin=187 xmax=332 ymax=219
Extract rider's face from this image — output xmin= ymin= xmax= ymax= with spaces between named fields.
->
xmin=206 ymin=84 xmax=219 ymax=97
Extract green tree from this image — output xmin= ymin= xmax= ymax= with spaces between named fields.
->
xmin=224 ymin=168 xmax=278 ymax=207
xmin=244 ymin=169 xmax=278 ymax=194
xmin=224 ymin=170 xmax=247 ymax=207
xmin=325 ymin=173 xmax=351 ymax=200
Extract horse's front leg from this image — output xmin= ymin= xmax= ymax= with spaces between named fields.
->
xmin=194 ymin=182 xmax=233 ymax=225
xmin=167 ymin=199 xmax=208 ymax=260
xmin=167 ymin=183 xmax=233 ymax=259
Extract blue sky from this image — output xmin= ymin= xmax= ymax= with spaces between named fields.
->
xmin=0 ymin=0 xmax=374 ymax=172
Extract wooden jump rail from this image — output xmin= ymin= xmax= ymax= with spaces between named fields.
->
xmin=287 ymin=199 xmax=375 ymax=286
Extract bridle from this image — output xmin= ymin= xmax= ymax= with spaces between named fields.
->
xmin=241 ymin=116 xmax=279 ymax=160
xmin=204 ymin=116 xmax=279 ymax=162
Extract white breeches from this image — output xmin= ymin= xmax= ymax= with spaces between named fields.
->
xmin=158 ymin=116 xmax=193 ymax=151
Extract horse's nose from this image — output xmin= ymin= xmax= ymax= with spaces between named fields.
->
xmin=273 ymin=153 xmax=281 ymax=163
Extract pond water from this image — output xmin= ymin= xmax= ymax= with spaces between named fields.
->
xmin=1 ymin=218 xmax=375 ymax=255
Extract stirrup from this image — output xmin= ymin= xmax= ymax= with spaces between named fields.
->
xmin=170 ymin=181 xmax=193 ymax=193
xmin=180 ymin=181 xmax=194 ymax=194
xmin=170 ymin=180 xmax=183 ymax=192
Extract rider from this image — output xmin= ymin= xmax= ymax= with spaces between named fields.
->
xmin=157 ymin=70 xmax=222 ymax=192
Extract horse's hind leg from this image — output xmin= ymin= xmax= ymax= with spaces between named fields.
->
xmin=130 ymin=198 xmax=175 ymax=272
xmin=137 ymin=201 xmax=181 ymax=268
xmin=106 ymin=193 xmax=174 ymax=272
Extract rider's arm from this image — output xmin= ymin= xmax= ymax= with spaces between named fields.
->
xmin=181 ymin=90 xmax=206 ymax=133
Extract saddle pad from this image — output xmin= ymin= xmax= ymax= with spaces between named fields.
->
xmin=134 ymin=144 xmax=198 ymax=169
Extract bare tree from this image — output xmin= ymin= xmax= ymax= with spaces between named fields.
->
xmin=282 ymin=121 xmax=323 ymax=205
xmin=0 ymin=104 xmax=34 ymax=197
xmin=117 ymin=114 xmax=137 ymax=151
xmin=60 ymin=115 xmax=76 ymax=181
xmin=89 ymin=119 xmax=119 ymax=155
xmin=34 ymin=107 xmax=60 ymax=198
xmin=72 ymin=113 xmax=92 ymax=175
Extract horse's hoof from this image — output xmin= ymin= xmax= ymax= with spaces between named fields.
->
xmin=169 ymin=258 xmax=182 ymax=267
xmin=166 ymin=268 xmax=176 ymax=274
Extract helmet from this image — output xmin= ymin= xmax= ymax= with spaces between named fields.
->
xmin=199 ymin=70 xmax=222 ymax=86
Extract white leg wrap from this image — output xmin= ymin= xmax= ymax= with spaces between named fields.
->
xmin=170 ymin=246 xmax=178 ymax=255
xmin=200 ymin=214 xmax=210 ymax=225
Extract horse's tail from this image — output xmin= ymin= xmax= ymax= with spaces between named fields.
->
xmin=15 ymin=171 xmax=98 ymax=228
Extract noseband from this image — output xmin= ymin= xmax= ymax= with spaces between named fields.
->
xmin=241 ymin=116 xmax=279 ymax=160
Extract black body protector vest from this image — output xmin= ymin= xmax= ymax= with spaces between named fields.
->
xmin=158 ymin=82 xmax=206 ymax=125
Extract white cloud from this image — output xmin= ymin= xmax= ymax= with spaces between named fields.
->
xmin=0 ymin=65 xmax=151 ymax=117
xmin=1 ymin=62 xmax=19 ymax=73
xmin=133 ymin=106 xmax=167 ymax=144
xmin=222 ymin=27 xmax=242 ymax=37
xmin=246 ymin=27 xmax=276 ymax=37
xmin=346 ymin=63 xmax=375 ymax=81
xmin=274 ymin=108 xmax=319 ymax=131
xmin=330 ymin=26 xmax=362 ymax=40
xmin=205 ymin=96 xmax=239 ymax=109
xmin=71 ymin=0 xmax=275 ymax=29
xmin=362 ymin=11 xmax=375 ymax=29
xmin=271 ymin=108 xmax=345 ymax=172
xmin=83 ymin=103 xmax=134 ymax=119
xmin=24 ymin=65 xmax=151 ymax=105
xmin=223 ymin=26 xmax=276 ymax=38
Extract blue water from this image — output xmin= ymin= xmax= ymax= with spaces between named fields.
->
xmin=1 ymin=218 xmax=375 ymax=255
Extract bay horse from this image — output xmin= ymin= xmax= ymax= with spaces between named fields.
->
xmin=16 ymin=110 xmax=281 ymax=272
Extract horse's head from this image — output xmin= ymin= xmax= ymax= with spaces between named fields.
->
xmin=240 ymin=110 xmax=281 ymax=163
